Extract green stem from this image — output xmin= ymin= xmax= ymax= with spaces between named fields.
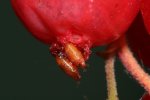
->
xmin=105 ymin=56 xmax=118 ymax=100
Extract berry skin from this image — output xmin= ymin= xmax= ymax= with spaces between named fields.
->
xmin=11 ymin=0 xmax=139 ymax=47
xmin=11 ymin=0 xmax=150 ymax=99
xmin=11 ymin=0 xmax=139 ymax=79
xmin=141 ymin=0 xmax=150 ymax=34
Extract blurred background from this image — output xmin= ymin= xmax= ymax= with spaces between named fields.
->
xmin=0 ymin=1 xmax=146 ymax=100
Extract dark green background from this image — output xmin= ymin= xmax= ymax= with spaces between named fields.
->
xmin=0 ymin=1 xmax=146 ymax=100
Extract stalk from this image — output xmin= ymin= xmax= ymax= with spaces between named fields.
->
xmin=118 ymin=37 xmax=150 ymax=94
xmin=105 ymin=56 xmax=118 ymax=100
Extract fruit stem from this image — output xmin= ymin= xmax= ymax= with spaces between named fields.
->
xmin=105 ymin=56 xmax=119 ymax=100
xmin=118 ymin=36 xmax=150 ymax=94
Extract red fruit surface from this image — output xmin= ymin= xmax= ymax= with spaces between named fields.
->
xmin=141 ymin=93 xmax=150 ymax=100
xmin=141 ymin=0 xmax=150 ymax=34
xmin=127 ymin=13 xmax=150 ymax=68
xmin=11 ymin=0 xmax=139 ymax=47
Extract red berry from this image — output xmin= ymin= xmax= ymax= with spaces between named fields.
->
xmin=11 ymin=0 xmax=139 ymax=47
xmin=141 ymin=0 xmax=150 ymax=34
xmin=141 ymin=93 xmax=150 ymax=100
xmin=127 ymin=13 xmax=150 ymax=68
xmin=11 ymin=0 xmax=139 ymax=79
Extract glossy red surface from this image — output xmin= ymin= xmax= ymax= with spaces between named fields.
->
xmin=11 ymin=0 xmax=139 ymax=47
xmin=141 ymin=0 xmax=150 ymax=34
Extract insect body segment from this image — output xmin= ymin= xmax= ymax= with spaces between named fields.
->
xmin=64 ymin=43 xmax=86 ymax=68
xmin=50 ymin=43 xmax=86 ymax=80
xmin=56 ymin=55 xmax=81 ymax=80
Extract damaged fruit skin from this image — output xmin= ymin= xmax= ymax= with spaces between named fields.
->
xmin=11 ymin=0 xmax=139 ymax=80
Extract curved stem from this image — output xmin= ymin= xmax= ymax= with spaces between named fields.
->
xmin=118 ymin=37 xmax=150 ymax=94
xmin=105 ymin=56 xmax=119 ymax=100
